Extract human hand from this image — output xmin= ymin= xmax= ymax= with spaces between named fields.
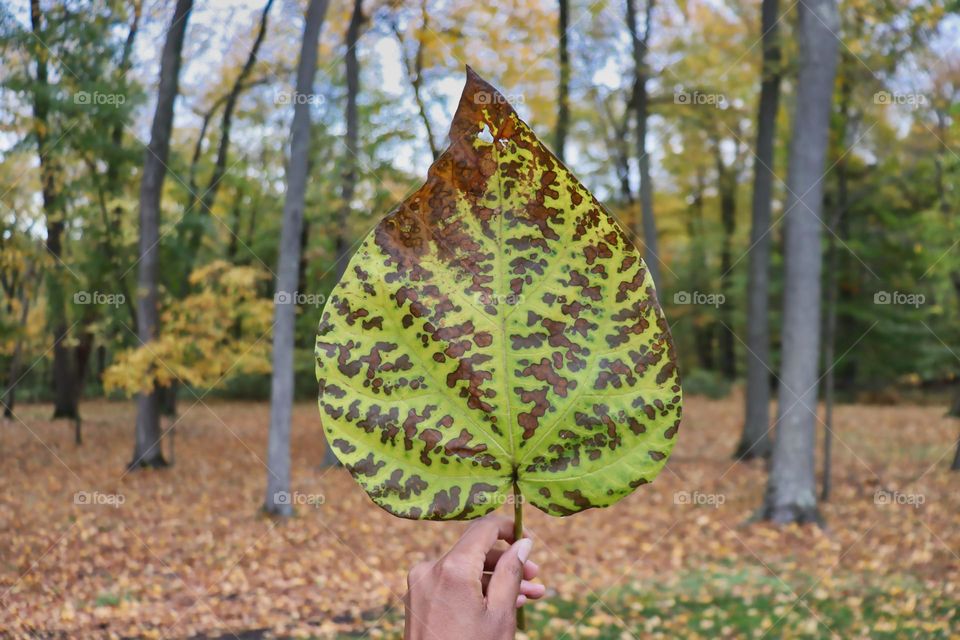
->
xmin=404 ymin=515 xmax=546 ymax=640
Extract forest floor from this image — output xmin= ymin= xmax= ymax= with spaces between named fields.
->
xmin=1 ymin=393 xmax=958 ymax=639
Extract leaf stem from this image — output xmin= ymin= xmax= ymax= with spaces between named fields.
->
xmin=513 ymin=478 xmax=526 ymax=631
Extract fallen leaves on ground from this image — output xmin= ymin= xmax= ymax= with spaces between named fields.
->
xmin=0 ymin=392 xmax=958 ymax=638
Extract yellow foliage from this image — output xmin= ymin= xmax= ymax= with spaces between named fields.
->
xmin=104 ymin=261 xmax=274 ymax=395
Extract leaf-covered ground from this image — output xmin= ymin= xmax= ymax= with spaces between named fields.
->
xmin=1 ymin=394 xmax=958 ymax=638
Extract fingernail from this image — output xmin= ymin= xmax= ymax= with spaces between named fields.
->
xmin=516 ymin=594 xmax=527 ymax=608
xmin=517 ymin=538 xmax=533 ymax=563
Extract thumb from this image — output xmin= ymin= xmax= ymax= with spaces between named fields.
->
xmin=486 ymin=537 xmax=532 ymax=613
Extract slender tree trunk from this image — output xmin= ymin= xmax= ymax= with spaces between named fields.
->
xmin=29 ymin=1 xmax=76 ymax=421
xmin=736 ymin=0 xmax=782 ymax=461
xmin=555 ymin=0 xmax=570 ymax=161
xmin=821 ymin=70 xmax=852 ymax=499
xmin=326 ymin=0 xmax=363 ymax=466
xmin=107 ymin=0 xmax=141 ymax=187
xmin=334 ymin=0 xmax=363 ymax=280
xmin=180 ymin=0 xmax=274 ymax=288
xmin=394 ymin=0 xmax=438 ymax=160
xmin=716 ymin=147 xmax=737 ymax=380
xmin=598 ymin=95 xmax=633 ymax=207
xmin=2 ymin=272 xmax=33 ymax=418
xmin=264 ymin=0 xmax=330 ymax=515
xmin=227 ymin=182 xmax=244 ymax=260
xmin=626 ymin=0 xmax=661 ymax=289
xmin=130 ymin=0 xmax=194 ymax=470
xmin=159 ymin=382 xmax=178 ymax=417
xmin=72 ymin=331 xmax=94 ymax=444
xmin=762 ymin=0 xmax=839 ymax=525
xmin=687 ymin=166 xmax=715 ymax=371
xmin=821 ymin=223 xmax=839 ymax=499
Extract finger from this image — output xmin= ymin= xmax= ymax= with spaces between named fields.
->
xmin=521 ymin=579 xmax=546 ymax=600
xmin=484 ymin=550 xmax=539 ymax=580
xmin=447 ymin=515 xmax=517 ymax=564
xmin=487 ymin=537 xmax=532 ymax=612
xmin=516 ymin=594 xmax=527 ymax=609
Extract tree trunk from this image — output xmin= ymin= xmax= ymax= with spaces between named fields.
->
xmin=821 ymin=69 xmax=852 ymax=499
xmin=179 ymin=0 xmax=274 ymax=290
xmin=555 ymin=0 xmax=570 ymax=162
xmin=72 ymin=331 xmax=94 ymax=444
xmin=932 ymin=100 xmax=960 ymax=458
xmin=130 ymin=0 xmax=194 ymax=470
xmin=333 ymin=0 xmax=363 ymax=281
xmin=626 ymin=0 xmax=661 ymax=289
xmin=686 ymin=166 xmax=715 ymax=371
xmin=821 ymin=227 xmax=839 ymax=499
xmin=761 ymin=0 xmax=839 ymax=525
xmin=736 ymin=0 xmax=781 ymax=461
xmin=264 ymin=0 xmax=330 ymax=515
xmin=159 ymin=382 xmax=178 ymax=417
xmin=394 ymin=0 xmax=438 ymax=160
xmin=2 ymin=270 xmax=33 ymax=419
xmin=28 ymin=0 xmax=75 ymax=422
xmin=715 ymin=146 xmax=737 ymax=380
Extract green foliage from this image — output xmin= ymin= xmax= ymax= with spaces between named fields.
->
xmin=681 ymin=369 xmax=732 ymax=399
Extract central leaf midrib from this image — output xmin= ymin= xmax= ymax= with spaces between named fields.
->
xmin=492 ymin=134 xmax=516 ymax=470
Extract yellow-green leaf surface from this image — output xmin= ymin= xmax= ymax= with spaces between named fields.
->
xmin=316 ymin=68 xmax=681 ymax=520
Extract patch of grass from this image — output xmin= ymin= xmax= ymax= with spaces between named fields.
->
xmin=515 ymin=568 xmax=959 ymax=639
xmin=93 ymin=591 xmax=131 ymax=607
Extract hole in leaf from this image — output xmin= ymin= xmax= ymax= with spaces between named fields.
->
xmin=477 ymin=123 xmax=494 ymax=144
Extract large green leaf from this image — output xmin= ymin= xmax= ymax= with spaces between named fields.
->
xmin=315 ymin=68 xmax=681 ymax=520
